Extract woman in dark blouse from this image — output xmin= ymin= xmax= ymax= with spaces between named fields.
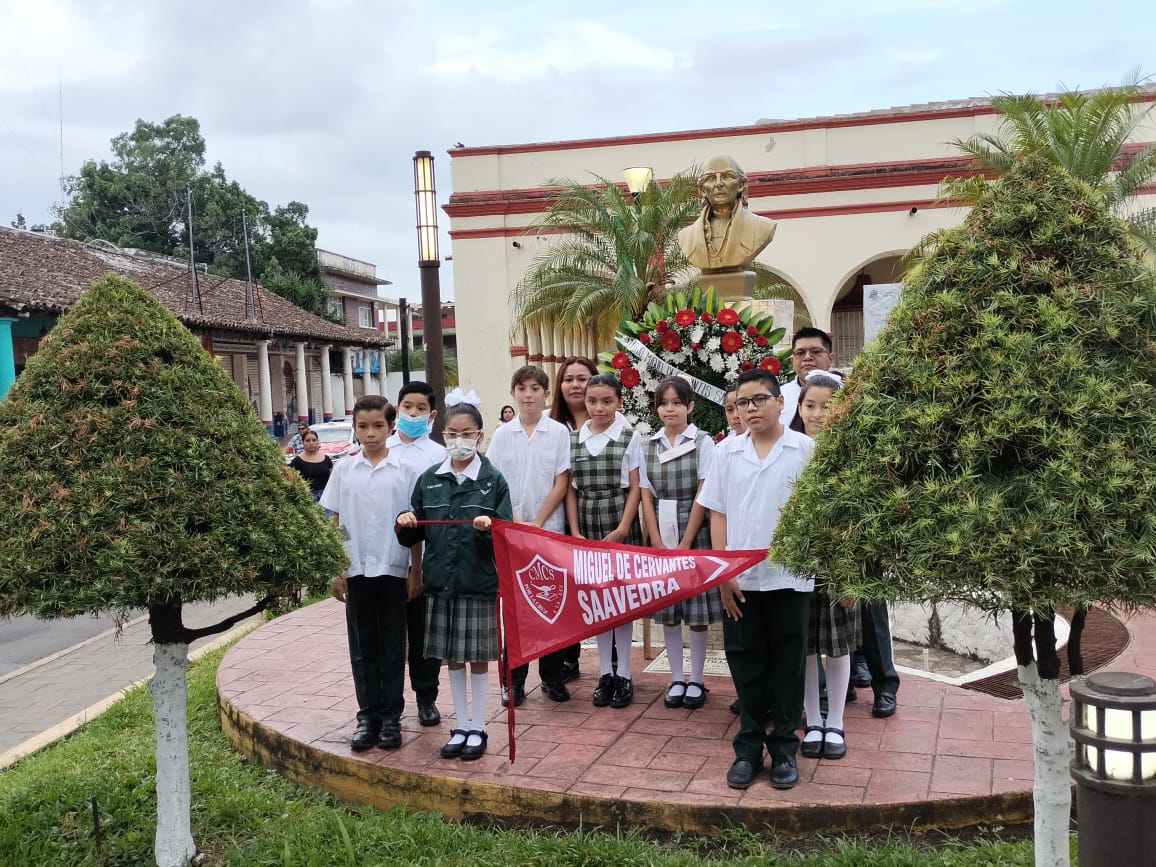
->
xmin=289 ymin=429 xmax=332 ymax=501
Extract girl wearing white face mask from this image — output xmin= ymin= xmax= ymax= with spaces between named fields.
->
xmin=396 ymin=402 xmax=513 ymax=762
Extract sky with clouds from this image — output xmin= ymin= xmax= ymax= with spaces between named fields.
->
xmin=2 ymin=0 xmax=1152 ymax=300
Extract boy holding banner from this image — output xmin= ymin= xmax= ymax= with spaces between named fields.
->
xmin=486 ymin=365 xmax=573 ymax=705
xmin=697 ymin=367 xmax=815 ymax=791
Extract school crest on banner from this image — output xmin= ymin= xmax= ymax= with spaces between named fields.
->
xmin=515 ymin=554 xmax=567 ymax=625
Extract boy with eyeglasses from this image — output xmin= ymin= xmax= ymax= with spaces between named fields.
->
xmin=779 ymin=327 xmax=836 ymax=426
xmin=697 ymin=368 xmax=814 ymax=791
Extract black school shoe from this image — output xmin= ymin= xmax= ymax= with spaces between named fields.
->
xmin=417 ymin=702 xmax=441 ymax=727
xmin=350 ymin=719 xmax=381 ymax=752
xmin=770 ymin=755 xmax=799 ymax=789
xmin=726 ymin=757 xmax=762 ymax=789
xmin=460 ymin=730 xmax=488 ymax=761
xmin=561 ymin=659 xmax=581 ymax=683
xmin=502 ymin=684 xmax=527 ymax=707
xmin=872 ymin=692 xmax=897 ymax=718
xmin=592 ymin=673 xmax=616 ymax=707
xmin=377 ymin=721 xmax=402 ymax=750
xmin=542 ymin=681 xmax=571 ymax=702
xmin=609 ymin=677 xmax=634 ymax=709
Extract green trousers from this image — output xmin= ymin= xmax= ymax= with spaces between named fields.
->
xmin=724 ymin=589 xmax=811 ymax=762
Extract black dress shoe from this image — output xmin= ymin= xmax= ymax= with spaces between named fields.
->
xmin=729 ymin=698 xmax=740 ymax=714
xmin=592 ymin=673 xmax=616 ymax=707
xmin=823 ymin=727 xmax=846 ymax=759
xmin=681 ymin=682 xmax=708 ymax=710
xmin=502 ymin=684 xmax=526 ymax=707
xmin=377 ymin=722 xmax=402 ymax=750
xmin=852 ymin=658 xmax=872 ymax=688
xmin=561 ymin=660 xmax=581 ymax=683
xmin=872 ymin=692 xmax=897 ymax=718
xmin=350 ymin=720 xmax=380 ymax=752
xmin=770 ymin=755 xmax=799 ymax=789
xmin=726 ymin=757 xmax=762 ymax=789
xmin=664 ymin=682 xmax=686 ymax=709
xmin=542 ymin=681 xmax=571 ymax=702
xmin=460 ymin=730 xmax=488 ymax=761
xmin=417 ymin=702 xmax=441 ymax=727
xmin=440 ymin=729 xmax=468 ymax=759
xmin=800 ymin=725 xmax=825 ymax=759
xmin=846 ymin=684 xmax=858 ymax=703
xmin=609 ymin=677 xmax=634 ymax=709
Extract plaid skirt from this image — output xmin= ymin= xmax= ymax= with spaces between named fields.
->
xmin=653 ymin=587 xmax=724 ymax=627
xmin=808 ymin=591 xmax=862 ymax=657
xmin=424 ymin=595 xmax=498 ymax=663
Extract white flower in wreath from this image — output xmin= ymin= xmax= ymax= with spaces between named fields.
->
xmin=723 ymin=368 xmax=739 ymax=383
xmin=705 ymin=337 xmax=721 ymax=352
xmin=725 ymin=354 xmax=740 ymax=371
xmin=709 ymin=355 xmax=725 ymax=373
xmin=670 ymin=351 xmax=688 ymax=365
xmin=636 ymin=420 xmax=653 ymax=435
xmin=690 ymin=325 xmax=704 ymax=343
xmin=697 ymin=349 xmax=710 ymax=363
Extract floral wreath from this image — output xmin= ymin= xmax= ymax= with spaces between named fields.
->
xmin=597 ymin=286 xmax=793 ymax=437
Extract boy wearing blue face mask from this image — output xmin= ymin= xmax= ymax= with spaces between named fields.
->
xmin=385 ymin=380 xmax=447 ymax=727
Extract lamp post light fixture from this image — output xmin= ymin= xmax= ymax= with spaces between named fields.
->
xmin=1070 ymin=671 xmax=1156 ymax=866
xmin=622 ymin=166 xmax=653 ymax=198
xmin=413 ymin=149 xmax=446 ymax=443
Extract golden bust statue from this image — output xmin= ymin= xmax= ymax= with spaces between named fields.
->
xmin=677 ymin=155 xmax=777 ymax=273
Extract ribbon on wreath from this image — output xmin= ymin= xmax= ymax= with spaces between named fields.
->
xmin=616 ymin=335 xmax=726 ymax=407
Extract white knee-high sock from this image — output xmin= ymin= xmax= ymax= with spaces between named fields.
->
xmin=596 ymin=630 xmax=615 ymax=676
xmin=614 ymin=622 xmax=633 ymax=680
xmin=469 ymin=671 xmax=489 ymax=732
xmin=688 ymin=628 xmax=709 ymax=684
xmin=824 ymin=654 xmax=851 ymax=737
xmin=448 ymin=667 xmax=469 ymax=732
xmin=663 ymin=625 xmax=685 ymax=683
xmin=803 ymin=655 xmax=823 ymax=733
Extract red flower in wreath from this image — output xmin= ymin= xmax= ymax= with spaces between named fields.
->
xmin=674 ymin=309 xmax=696 ymax=327
xmin=713 ymin=431 xmax=727 ymax=442
xmin=690 ymin=342 xmax=701 ymax=351
xmin=660 ymin=330 xmax=682 ymax=352
xmin=638 ymin=332 xmax=651 ymax=345
xmin=754 ymin=335 xmax=768 ymax=347
xmin=760 ymin=356 xmax=782 ymax=374
xmin=610 ymin=351 xmax=630 ymax=370
xmin=655 ymin=320 xmax=669 ymax=333
xmin=720 ymin=331 xmax=744 ymax=353
xmin=700 ymin=312 xmax=713 ymax=323
xmin=619 ymin=367 xmax=641 ymax=388
xmin=740 ymin=360 xmax=754 ymax=371
xmin=746 ymin=325 xmax=759 ymax=337
xmin=716 ymin=307 xmax=740 ymax=326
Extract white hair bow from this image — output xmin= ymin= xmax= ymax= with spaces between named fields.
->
xmin=444 ymin=388 xmax=481 ymax=407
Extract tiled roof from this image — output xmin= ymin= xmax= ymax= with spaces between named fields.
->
xmin=0 ymin=227 xmax=388 ymax=347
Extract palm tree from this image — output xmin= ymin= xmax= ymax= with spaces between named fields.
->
xmin=510 ymin=172 xmax=701 ymax=348
xmin=945 ymin=76 xmax=1156 ymax=254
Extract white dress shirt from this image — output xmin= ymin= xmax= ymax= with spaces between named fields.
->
xmin=574 ymin=414 xmax=646 ymax=488
xmin=486 ymin=413 xmax=570 ymax=531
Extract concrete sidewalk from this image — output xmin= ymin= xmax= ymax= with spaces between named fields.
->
xmin=0 ymin=596 xmax=264 ymax=768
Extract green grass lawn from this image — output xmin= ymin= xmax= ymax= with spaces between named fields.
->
xmin=0 ymin=645 xmax=1048 ymax=866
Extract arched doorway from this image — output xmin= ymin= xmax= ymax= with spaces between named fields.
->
xmin=829 ymin=253 xmax=904 ymax=366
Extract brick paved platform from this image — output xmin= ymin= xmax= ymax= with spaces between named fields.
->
xmin=216 ymin=599 xmax=1155 ymax=834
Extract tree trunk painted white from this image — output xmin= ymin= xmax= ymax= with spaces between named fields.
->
xmin=1018 ymin=663 xmax=1072 ymax=867
xmin=149 ymin=642 xmax=196 ymax=867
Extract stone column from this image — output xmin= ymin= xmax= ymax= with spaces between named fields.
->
xmin=362 ymin=346 xmax=374 ymax=395
xmin=256 ymin=339 xmax=274 ymax=435
xmin=294 ymin=341 xmax=309 ymax=423
xmin=320 ymin=344 xmax=333 ymax=422
xmin=377 ymin=347 xmax=388 ymax=399
xmin=342 ymin=347 xmax=356 ymax=416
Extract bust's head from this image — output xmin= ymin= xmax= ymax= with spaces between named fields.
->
xmin=698 ymin=155 xmax=748 ymax=213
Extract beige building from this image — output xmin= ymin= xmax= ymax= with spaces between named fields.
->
xmin=446 ymin=93 xmax=1156 ymax=414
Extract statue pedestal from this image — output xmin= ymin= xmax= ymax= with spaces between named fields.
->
xmin=697 ymin=270 xmax=756 ymax=302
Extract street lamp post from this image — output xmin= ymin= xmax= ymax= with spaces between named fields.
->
xmin=413 ymin=150 xmax=445 ymax=443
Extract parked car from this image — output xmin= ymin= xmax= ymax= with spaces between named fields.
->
xmin=284 ymin=421 xmax=357 ymax=463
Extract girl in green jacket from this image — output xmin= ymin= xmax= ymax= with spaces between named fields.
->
xmin=397 ymin=402 xmax=512 ymax=762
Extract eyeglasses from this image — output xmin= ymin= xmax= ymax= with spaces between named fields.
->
xmin=791 ymin=347 xmax=829 ymax=359
xmin=735 ymin=394 xmax=776 ymax=410
xmin=444 ymin=430 xmax=480 ymax=439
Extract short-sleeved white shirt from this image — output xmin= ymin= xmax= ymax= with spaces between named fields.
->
xmin=779 ymin=378 xmax=802 ymax=427
xmin=641 ymin=424 xmax=715 ymax=493
xmin=574 ymin=414 xmax=645 ymax=489
xmin=385 ymin=432 xmax=446 ymax=476
xmin=696 ymin=428 xmax=815 ymax=593
xmin=486 ymin=413 xmax=571 ymax=532
xmin=319 ymin=450 xmax=417 ymax=578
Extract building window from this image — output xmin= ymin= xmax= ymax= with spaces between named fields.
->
xmin=357 ymin=302 xmax=374 ymax=328
xmin=327 ymin=299 xmax=342 ymax=320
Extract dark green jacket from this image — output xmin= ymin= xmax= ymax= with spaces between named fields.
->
xmin=396 ymin=456 xmax=512 ymax=599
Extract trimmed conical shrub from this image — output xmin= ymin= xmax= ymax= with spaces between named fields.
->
xmin=0 ymin=273 xmax=345 ymax=618
xmin=772 ymin=155 xmax=1156 ymax=614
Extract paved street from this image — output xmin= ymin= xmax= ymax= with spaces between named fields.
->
xmin=0 ymin=596 xmax=263 ymax=766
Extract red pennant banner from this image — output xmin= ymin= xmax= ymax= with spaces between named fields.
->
xmin=492 ymin=519 xmax=767 ymax=670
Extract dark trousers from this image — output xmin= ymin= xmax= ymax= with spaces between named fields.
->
xmin=858 ymin=601 xmax=900 ymax=696
xmin=510 ymin=650 xmax=566 ymax=689
xmin=345 ymin=575 xmax=407 ymax=725
xmin=406 ymin=594 xmax=441 ymax=703
xmin=724 ymin=589 xmax=810 ymax=762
